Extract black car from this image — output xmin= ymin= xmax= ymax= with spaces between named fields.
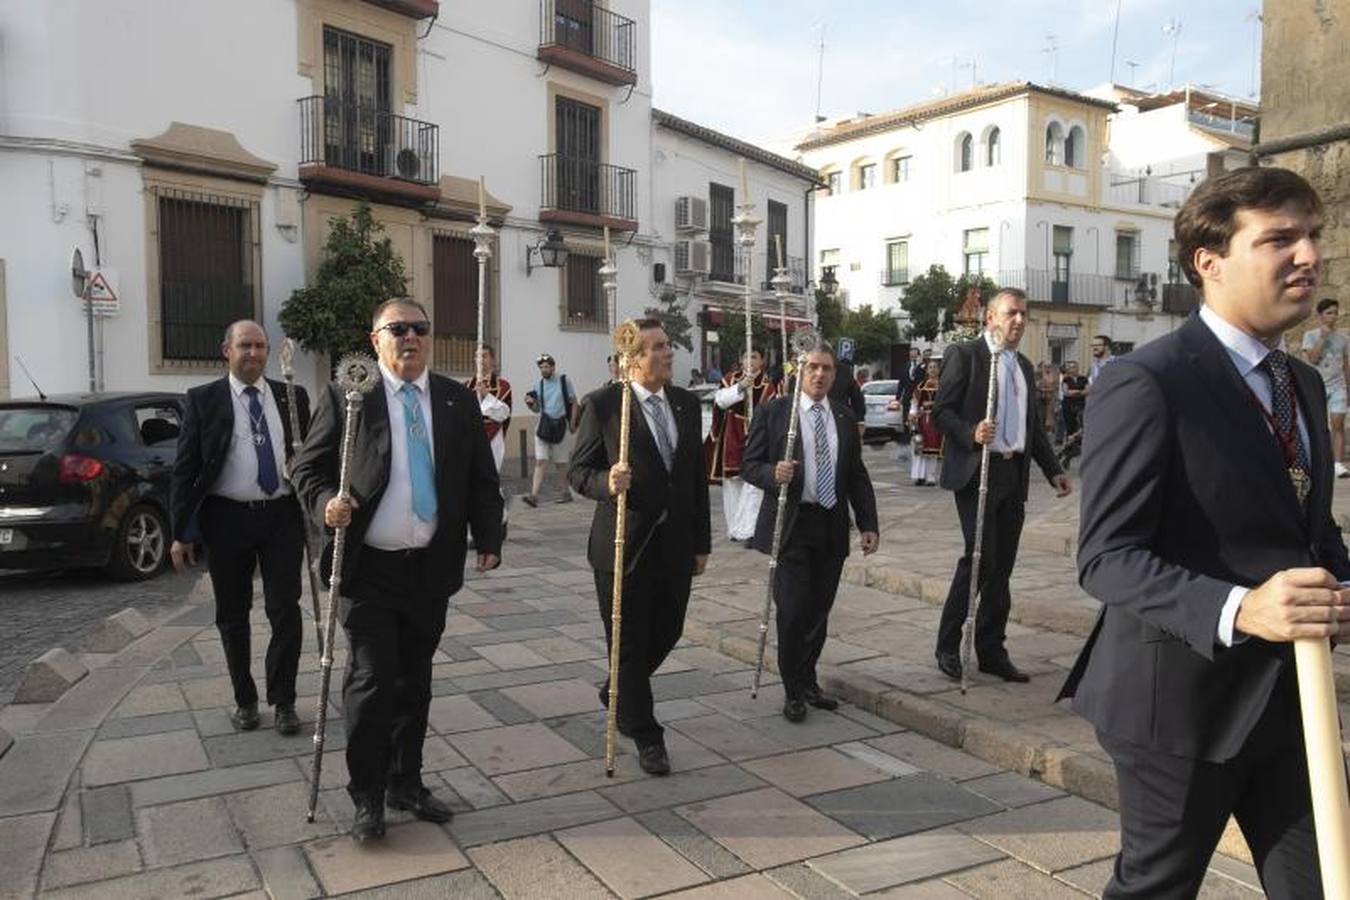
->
xmin=0 ymin=392 xmax=184 ymax=579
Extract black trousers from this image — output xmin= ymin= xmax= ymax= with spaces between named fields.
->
xmin=594 ymin=526 xmax=693 ymax=747
xmin=340 ymin=547 xmax=447 ymax=802
xmin=1098 ymin=673 xmax=1321 ymax=899
xmin=774 ymin=504 xmax=846 ymax=698
xmin=200 ymin=494 xmax=304 ymax=707
xmin=936 ymin=456 xmax=1024 ymax=662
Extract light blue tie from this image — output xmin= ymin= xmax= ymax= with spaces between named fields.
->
xmin=811 ymin=404 xmax=837 ymax=509
xmin=400 ymin=383 xmax=437 ymax=522
xmin=998 ymin=351 xmax=1018 ymax=448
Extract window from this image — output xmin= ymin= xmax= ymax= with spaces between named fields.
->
xmin=322 ymin=27 xmax=393 ymax=175
xmin=986 ymin=127 xmax=1001 ymax=166
xmin=893 ymin=155 xmax=912 ymax=182
xmin=826 ymin=171 xmax=842 ymax=195
xmin=709 ymin=182 xmax=736 ymax=282
xmin=963 ymin=228 xmax=989 ymax=276
xmin=555 ymin=96 xmax=602 ymax=214
xmin=1045 ymin=121 xmax=1064 ymax=165
xmin=1065 ymin=126 xmax=1085 ymax=169
xmin=766 ymin=199 xmax=788 ymax=281
xmin=1114 ymin=231 xmax=1140 ymax=280
xmin=134 ymin=404 xmax=182 ymax=447
xmin=820 ymin=248 xmax=841 ymax=268
xmin=552 ymin=0 xmax=596 ymax=55
xmin=433 ymin=233 xmax=495 ymax=374
xmin=858 ymin=163 xmax=876 ymax=190
xmin=562 ymin=252 xmax=607 ymax=331
xmin=1053 ymin=225 xmax=1073 ymax=280
xmin=884 ymin=239 xmax=909 ymax=285
xmin=156 ymin=188 xmax=259 ymax=362
xmin=956 ymin=133 xmax=973 ymax=172
xmin=1167 ymin=238 xmax=1182 ymax=284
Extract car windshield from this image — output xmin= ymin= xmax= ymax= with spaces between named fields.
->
xmin=0 ymin=405 xmax=78 ymax=453
xmin=862 ymin=381 xmax=898 ymax=395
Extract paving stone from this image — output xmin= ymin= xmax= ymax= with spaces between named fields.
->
xmin=959 ymin=795 xmax=1121 ymax=873
xmin=871 ymin=880 xmax=972 ymax=898
xmin=556 ymin=816 xmax=709 ymax=898
xmin=634 ymin=808 xmax=753 ymax=880
xmin=676 ymin=786 xmax=864 ymax=869
xmin=448 ymin=790 xmax=621 ymax=847
xmin=138 ymin=796 xmax=243 ymax=867
xmin=42 ymin=840 xmax=143 ymax=890
xmin=224 ymin=779 xmax=343 ymax=849
xmin=440 ymin=766 xmax=510 ymax=809
xmin=13 ymin=647 xmax=88 ymax=703
xmin=452 ymin=660 xmax=601 ymax=692
xmin=741 ymin=747 xmax=892 ymax=797
xmin=252 ymin=844 xmax=324 ymax=900
xmin=652 ymin=670 xmax=741 ymax=702
xmin=865 ymin=730 xmax=1001 ymax=781
xmin=522 ymin=635 xmax=602 ymax=663
xmin=40 ymin=855 xmax=259 ymax=900
xmin=467 ymin=834 xmax=612 ymax=900
xmin=834 ymin=706 xmax=905 ymax=734
xmin=762 ymin=863 xmax=856 ymax=900
xmin=669 ymin=714 xmax=788 ymax=761
xmin=659 ymin=874 xmax=797 ymax=899
xmin=964 ymin=771 xmax=1067 ymax=808
xmin=0 ymin=812 xmax=55 ymax=900
xmin=52 ymin=790 xmax=83 ymax=851
xmin=807 ymin=829 xmax=1004 ymax=894
xmin=131 ymin=758 xmax=300 ymax=807
xmin=97 ymin=710 xmax=196 ymax=741
xmin=1052 ymin=858 xmax=1113 ymax=895
xmin=476 ymin=610 xmax=586 ymax=631
xmin=332 ymin=867 xmax=500 ymax=899
xmin=192 ymin=707 xmax=237 ymax=737
xmin=82 ymin=729 xmax=209 ymax=786
xmin=420 ymin=734 xmax=469 ymax=772
xmin=448 ymin=722 xmax=587 ymax=775
xmin=108 ymin=683 xmax=187 ymax=719
xmin=460 ymin=626 xmax=566 ymax=648
xmin=502 ymin=677 xmax=606 ymax=718
xmin=832 ymin=740 xmax=923 ymax=777
xmin=687 ymin=686 xmax=787 ymax=722
xmin=427 ymin=694 xmax=502 ymax=733
xmin=740 ymin=708 xmax=881 ymax=751
xmin=81 ymin=784 xmax=134 ymax=844
xmin=476 ymin=642 xmax=554 ymax=670
xmin=807 ymin=773 xmax=1001 ymax=839
xmin=599 ymin=763 xmax=766 ymax=814
xmin=492 ymin=753 xmax=648 ymax=802
xmin=202 ymin=721 xmax=343 ymax=768
xmin=945 ymin=858 xmax=1092 ymax=898
xmin=180 ymin=674 xmax=237 ymax=710
xmin=84 ymin=609 xmax=153 ymax=653
xmin=465 ymin=688 xmax=537 ymax=725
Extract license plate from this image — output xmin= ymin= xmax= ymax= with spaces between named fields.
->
xmin=0 ymin=529 xmax=12 ymax=545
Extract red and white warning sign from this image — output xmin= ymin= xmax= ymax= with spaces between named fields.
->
xmin=84 ymin=268 xmax=119 ymax=316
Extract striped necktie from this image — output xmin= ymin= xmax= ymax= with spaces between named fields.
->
xmin=811 ymin=403 xmax=836 ymax=509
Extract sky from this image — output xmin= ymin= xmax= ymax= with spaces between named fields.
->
xmin=651 ymin=0 xmax=1263 ymax=149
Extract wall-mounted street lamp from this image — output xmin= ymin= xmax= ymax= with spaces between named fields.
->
xmin=525 ymin=228 xmax=569 ymax=275
xmin=819 ymin=265 xmax=839 ymax=297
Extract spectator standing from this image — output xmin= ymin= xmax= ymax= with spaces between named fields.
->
xmin=1302 ymin=298 xmax=1350 ymax=478
xmin=522 ymin=353 xmax=578 ymax=506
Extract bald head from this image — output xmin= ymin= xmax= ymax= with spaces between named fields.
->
xmin=222 ymin=319 xmax=268 ymax=383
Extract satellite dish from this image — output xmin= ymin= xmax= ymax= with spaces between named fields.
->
xmin=395 ymin=148 xmax=421 ymax=180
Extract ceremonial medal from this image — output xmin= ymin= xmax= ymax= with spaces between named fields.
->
xmin=1290 ymin=466 xmax=1311 ymax=504
xmin=252 ymin=433 xmax=266 ymax=447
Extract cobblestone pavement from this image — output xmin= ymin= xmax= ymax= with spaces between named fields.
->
xmin=0 ymin=451 xmax=1269 ymax=898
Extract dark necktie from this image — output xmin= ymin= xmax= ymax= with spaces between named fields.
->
xmin=1259 ymin=350 xmax=1311 ymax=501
xmin=243 ymin=386 xmax=279 ymax=495
xmin=646 ymin=394 xmax=675 ymax=472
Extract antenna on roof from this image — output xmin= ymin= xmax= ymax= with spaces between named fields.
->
xmin=15 ymin=356 xmax=46 ymax=401
xmin=1041 ymin=35 xmax=1059 ymax=84
xmin=814 ymin=24 xmax=827 ymax=123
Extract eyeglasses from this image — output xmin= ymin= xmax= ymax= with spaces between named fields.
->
xmin=376 ymin=320 xmax=431 ymax=338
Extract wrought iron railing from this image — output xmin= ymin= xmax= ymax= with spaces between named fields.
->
xmin=539 ymin=153 xmax=636 ymax=221
xmin=997 ymin=268 xmax=1119 ymax=307
xmin=762 ymin=256 xmax=807 ymax=294
xmin=880 ymin=265 xmax=909 ymax=287
xmin=538 ymin=0 xmax=636 ymax=77
xmin=298 ymin=95 xmax=439 ymax=185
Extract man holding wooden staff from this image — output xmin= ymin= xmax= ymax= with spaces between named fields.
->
xmin=569 ymin=318 xmax=710 ymax=776
xmin=1060 ymin=166 xmax=1350 ymax=897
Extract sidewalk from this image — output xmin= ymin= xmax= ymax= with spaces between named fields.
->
xmin=0 ymin=447 xmax=1271 ymax=898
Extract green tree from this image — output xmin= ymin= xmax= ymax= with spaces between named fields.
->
xmin=842 ymin=304 xmax=899 ymax=366
xmin=954 ymin=272 xmax=1000 ymax=314
xmin=814 ymin=289 xmax=845 ymax=342
xmin=717 ymin=311 xmax=771 ymax=369
xmin=279 ymin=202 xmax=407 ymax=364
xmin=900 ymin=264 xmax=957 ymax=341
xmin=643 ymin=293 xmax=694 ymax=352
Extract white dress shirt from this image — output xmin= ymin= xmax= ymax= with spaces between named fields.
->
xmin=985 ymin=332 xmax=1027 ymax=455
xmin=799 ymin=392 xmax=839 ymax=505
xmin=364 ymin=361 xmax=437 ymax=551
xmin=211 ymin=373 xmax=290 ymax=501
xmin=629 ymin=381 xmax=679 ymax=455
xmin=1199 ymin=304 xmax=1312 ymax=647
xmin=478 ymin=387 xmax=510 ymax=472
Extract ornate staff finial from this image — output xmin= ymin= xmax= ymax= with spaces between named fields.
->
xmin=790 ymin=327 xmax=820 ymax=358
xmin=612 ymin=319 xmax=642 ymax=357
xmin=278 ymin=337 xmax=297 ymax=379
xmin=335 ymin=353 xmax=380 ymax=396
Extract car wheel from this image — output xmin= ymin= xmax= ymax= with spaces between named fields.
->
xmin=105 ymin=504 xmax=169 ymax=581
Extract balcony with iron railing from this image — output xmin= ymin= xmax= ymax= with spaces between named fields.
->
xmin=761 ymin=256 xmax=807 ymax=294
xmin=298 ymin=95 xmax=440 ymax=205
xmin=880 ymin=265 xmax=909 ymax=287
xmin=1104 ymin=171 xmax=1194 ymax=210
xmin=538 ymin=153 xmax=638 ymax=231
xmin=538 ymin=0 xmax=637 ymax=86
xmin=997 ymin=268 xmax=1120 ymax=308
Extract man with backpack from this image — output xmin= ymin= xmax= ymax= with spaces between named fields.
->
xmin=522 ymin=353 xmax=578 ymax=506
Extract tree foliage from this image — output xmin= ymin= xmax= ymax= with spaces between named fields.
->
xmin=899 ymin=265 xmax=956 ymax=341
xmin=279 ymin=202 xmax=407 ymax=364
xmin=643 ymin=294 xmax=694 ymax=353
xmin=717 ymin=311 xmax=771 ymax=369
xmin=842 ymin=304 xmax=899 ymax=366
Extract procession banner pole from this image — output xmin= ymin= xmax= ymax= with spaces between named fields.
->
xmin=471 ymin=177 xmax=495 ymax=381
xmin=733 ymin=158 xmax=762 ymax=427
xmin=603 ymin=319 xmax=639 ymax=778
xmin=1293 ymin=639 xmax=1350 ymax=896
xmin=278 ymin=338 xmax=324 ymax=657
xmin=772 ymin=235 xmax=791 ymax=367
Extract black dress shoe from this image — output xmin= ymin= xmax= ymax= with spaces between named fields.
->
xmin=979 ymin=659 xmax=1030 ymax=683
xmin=350 ymin=799 xmax=386 ymax=843
xmin=935 ymin=652 xmax=962 ymax=680
xmin=637 ymin=743 xmax=671 ymax=776
xmin=386 ymin=786 xmax=453 ymax=823
xmin=230 ymin=703 xmax=260 ymax=732
xmin=802 ymin=686 xmax=838 ymax=711
xmin=273 ymin=704 xmax=300 ymax=736
xmin=782 ymin=698 xmax=807 ymax=723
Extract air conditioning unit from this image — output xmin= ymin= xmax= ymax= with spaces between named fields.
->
xmin=674 ymin=239 xmax=712 ymax=275
xmin=675 ymin=196 xmax=708 ymax=232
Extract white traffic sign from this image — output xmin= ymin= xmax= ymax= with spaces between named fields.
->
xmin=85 ymin=268 xmax=119 ymax=316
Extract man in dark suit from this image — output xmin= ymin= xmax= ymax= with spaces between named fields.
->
xmin=741 ymin=337 xmax=879 ymax=722
xmin=291 ymin=298 xmax=502 ymax=843
xmin=170 ymin=320 xmax=310 ymax=736
xmin=569 ymin=318 xmax=711 ymax=776
xmin=1060 ymin=166 xmax=1350 ymax=898
xmin=932 ymin=289 xmax=1071 ymax=683
xmin=896 ymin=347 xmax=926 ymax=425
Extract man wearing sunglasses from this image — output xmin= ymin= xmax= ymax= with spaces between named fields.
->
xmin=292 ymin=298 xmax=503 ymax=843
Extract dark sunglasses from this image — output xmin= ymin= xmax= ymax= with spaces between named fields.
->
xmin=377 ymin=320 xmax=431 ymax=338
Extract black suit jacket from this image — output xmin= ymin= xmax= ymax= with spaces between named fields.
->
xmin=171 ymin=376 xmax=310 ymax=541
xmin=897 ymin=360 xmax=926 ymax=405
xmin=741 ymin=395 xmax=879 ymax=557
xmin=568 ymin=383 xmax=711 ymax=575
xmin=932 ymin=338 xmax=1061 ymax=497
xmin=290 ymin=371 xmax=502 ymax=600
xmin=1059 ymin=314 xmax=1350 ymax=762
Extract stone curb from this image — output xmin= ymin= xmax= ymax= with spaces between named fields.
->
xmin=83 ymin=608 xmax=154 ymax=654
xmin=13 ymin=648 xmax=89 ymax=704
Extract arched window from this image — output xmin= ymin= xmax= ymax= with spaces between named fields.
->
xmin=1065 ymin=125 xmax=1086 ymax=169
xmin=1045 ymin=121 xmax=1064 ymax=165
xmin=986 ymin=127 xmax=1001 ymax=166
xmin=956 ymin=133 xmax=973 ymax=172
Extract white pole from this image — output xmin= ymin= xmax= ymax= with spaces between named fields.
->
xmin=471 ymin=176 xmax=495 ymax=382
xmin=733 ymin=158 xmax=762 ymax=426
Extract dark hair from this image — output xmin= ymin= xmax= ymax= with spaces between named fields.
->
xmin=1174 ymin=166 xmax=1323 ymax=289
xmin=1317 ymin=298 xmax=1339 ymax=314
xmin=478 ymin=343 xmax=496 ymax=358
xmin=1093 ymin=334 xmax=1112 ymax=346
xmin=371 ymin=298 xmax=430 ymax=327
